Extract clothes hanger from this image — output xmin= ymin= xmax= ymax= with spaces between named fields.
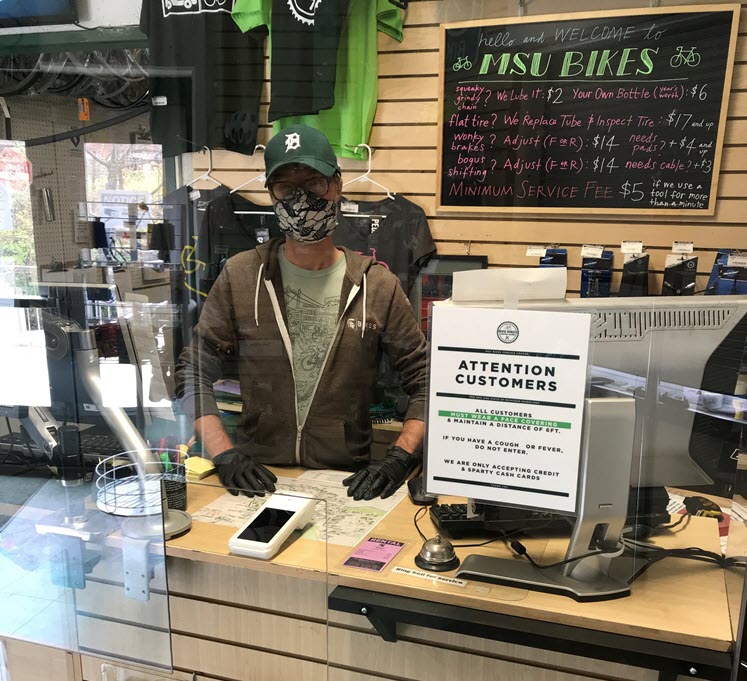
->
xmin=232 ymin=144 xmax=395 ymax=218
xmin=228 ymin=144 xmax=277 ymax=215
xmin=343 ymin=144 xmax=395 ymax=201
xmin=230 ymin=145 xmax=266 ymax=194
xmin=183 ymin=142 xmax=222 ymax=188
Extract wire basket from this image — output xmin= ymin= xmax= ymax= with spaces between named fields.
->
xmin=95 ymin=451 xmax=186 ymax=517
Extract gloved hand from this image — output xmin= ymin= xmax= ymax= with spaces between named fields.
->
xmin=213 ymin=447 xmax=277 ymax=497
xmin=343 ymin=446 xmax=420 ymax=501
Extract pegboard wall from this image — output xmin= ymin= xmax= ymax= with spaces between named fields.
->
xmin=7 ymin=94 xmax=150 ymax=281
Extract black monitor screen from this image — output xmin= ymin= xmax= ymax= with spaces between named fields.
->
xmin=0 ymin=0 xmax=77 ymax=27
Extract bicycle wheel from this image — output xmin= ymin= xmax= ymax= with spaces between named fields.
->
xmin=0 ymin=54 xmax=42 ymax=96
xmin=122 ymin=49 xmax=150 ymax=80
xmin=48 ymin=70 xmax=86 ymax=94
xmin=29 ymin=53 xmax=70 ymax=95
xmin=94 ymin=79 xmax=150 ymax=110
xmin=93 ymin=50 xmax=146 ymax=83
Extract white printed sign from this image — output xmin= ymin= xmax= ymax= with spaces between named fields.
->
xmin=581 ymin=244 xmax=604 ymax=258
xmin=391 ymin=566 xmax=468 ymax=587
xmin=525 ymin=246 xmax=548 ymax=257
xmin=425 ymin=305 xmax=591 ymax=513
xmin=672 ymin=241 xmax=694 ymax=254
xmin=621 ymin=240 xmax=644 ymax=254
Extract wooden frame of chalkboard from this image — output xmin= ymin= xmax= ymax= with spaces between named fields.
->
xmin=436 ymin=5 xmax=740 ymax=215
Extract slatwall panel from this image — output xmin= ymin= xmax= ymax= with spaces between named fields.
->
xmin=194 ymin=0 xmax=747 ymax=296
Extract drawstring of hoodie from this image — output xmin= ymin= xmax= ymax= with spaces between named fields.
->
xmin=254 ymin=262 xmax=264 ymax=326
xmin=361 ymin=273 xmax=367 ymax=339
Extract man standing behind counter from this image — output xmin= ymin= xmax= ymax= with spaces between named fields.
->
xmin=176 ymin=125 xmax=427 ymax=501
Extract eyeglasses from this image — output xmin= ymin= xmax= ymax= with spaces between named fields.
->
xmin=268 ymin=176 xmax=332 ymax=201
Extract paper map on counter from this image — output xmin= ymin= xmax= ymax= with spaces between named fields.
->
xmin=191 ymin=470 xmax=406 ymax=547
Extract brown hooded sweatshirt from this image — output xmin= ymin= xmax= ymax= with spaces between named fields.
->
xmin=176 ymin=238 xmax=427 ymax=470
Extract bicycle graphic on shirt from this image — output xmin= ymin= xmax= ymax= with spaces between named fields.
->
xmin=180 ymin=237 xmax=208 ymax=298
xmin=163 ymin=0 xmax=231 ymax=14
xmin=670 ymin=46 xmax=701 ymax=68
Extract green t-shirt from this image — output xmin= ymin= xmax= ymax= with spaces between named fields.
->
xmin=232 ymin=0 xmax=403 ymax=160
xmin=278 ymin=247 xmax=347 ymax=425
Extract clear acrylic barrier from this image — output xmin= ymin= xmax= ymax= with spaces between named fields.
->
xmin=0 ymin=466 xmax=332 ymax=680
xmin=417 ymin=291 xmax=746 ymax=679
xmin=512 ymin=296 xmax=747 ymax=640
xmin=170 ymin=476 xmax=330 ymax=681
xmin=0 ymin=467 xmax=172 ymax=670
xmin=0 ymin=0 xmax=743 ymax=678
xmin=584 ymin=294 xmax=747 ymax=671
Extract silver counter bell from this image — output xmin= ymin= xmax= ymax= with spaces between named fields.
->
xmin=415 ymin=534 xmax=460 ymax=572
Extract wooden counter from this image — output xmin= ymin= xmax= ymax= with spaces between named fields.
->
xmin=96 ymin=469 xmax=732 ymax=681
xmin=4 ymin=468 xmax=735 ymax=681
xmin=167 ymin=471 xmax=734 ymax=655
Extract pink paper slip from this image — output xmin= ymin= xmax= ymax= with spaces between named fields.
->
xmin=343 ymin=538 xmax=405 ymax=572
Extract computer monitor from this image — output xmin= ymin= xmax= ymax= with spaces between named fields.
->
xmin=428 ymin=295 xmax=747 ymax=500
xmin=534 ymin=297 xmax=747 ymax=491
xmin=0 ymin=0 xmax=77 ymax=28
xmin=0 ymin=283 xmax=146 ymax=455
xmin=429 ymin=293 xmax=746 ymax=599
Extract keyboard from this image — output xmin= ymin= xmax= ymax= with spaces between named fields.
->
xmin=0 ymin=430 xmax=123 ymax=459
xmin=429 ymin=503 xmax=569 ymax=539
xmin=430 ymin=495 xmax=671 ymax=539
xmin=79 ymin=431 xmax=123 ymax=457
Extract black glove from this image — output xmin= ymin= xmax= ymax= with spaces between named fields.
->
xmin=213 ymin=447 xmax=277 ymax=497
xmin=343 ymin=446 xmax=420 ymax=501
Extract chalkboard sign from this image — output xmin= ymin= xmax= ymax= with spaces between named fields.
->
xmin=437 ymin=5 xmax=740 ymax=214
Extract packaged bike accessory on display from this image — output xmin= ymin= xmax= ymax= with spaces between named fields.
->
xmin=714 ymin=263 xmax=747 ymax=295
xmin=619 ymin=253 xmax=650 ymax=297
xmin=540 ymin=248 xmax=568 ymax=268
xmin=581 ymin=250 xmax=614 ymax=298
xmin=662 ymin=255 xmax=698 ymax=296
xmin=705 ymin=249 xmax=737 ymax=294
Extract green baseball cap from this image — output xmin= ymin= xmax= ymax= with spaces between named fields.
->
xmin=264 ymin=125 xmax=341 ymax=184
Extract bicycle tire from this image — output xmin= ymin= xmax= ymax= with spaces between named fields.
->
xmin=0 ymin=54 xmax=42 ymax=96
xmin=94 ymin=50 xmax=145 ymax=83
xmin=93 ymin=86 xmax=149 ymax=110
xmin=69 ymin=75 xmax=100 ymax=98
xmin=29 ymin=54 xmax=69 ymax=96
xmin=48 ymin=72 xmax=86 ymax=94
xmin=121 ymin=49 xmax=149 ymax=81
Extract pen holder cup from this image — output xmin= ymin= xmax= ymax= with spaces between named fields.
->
xmin=162 ymin=460 xmax=188 ymax=511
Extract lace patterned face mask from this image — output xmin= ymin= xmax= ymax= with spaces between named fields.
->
xmin=274 ymin=186 xmax=339 ymax=243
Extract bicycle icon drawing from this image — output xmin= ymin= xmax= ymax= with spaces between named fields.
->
xmin=670 ymin=46 xmax=701 ymax=68
xmin=452 ymin=56 xmax=473 ymax=71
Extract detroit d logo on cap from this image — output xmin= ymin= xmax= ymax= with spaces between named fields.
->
xmin=287 ymin=0 xmax=323 ymax=26
xmin=285 ymin=133 xmax=301 ymax=152
xmin=497 ymin=321 xmax=519 ymax=344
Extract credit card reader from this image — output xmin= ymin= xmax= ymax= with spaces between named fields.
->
xmin=228 ymin=493 xmax=316 ymax=560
